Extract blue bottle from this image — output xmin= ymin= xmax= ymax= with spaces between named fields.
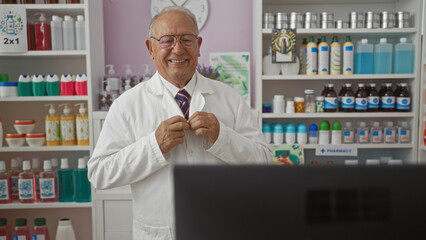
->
xmin=394 ymin=37 xmax=413 ymax=74
xmin=308 ymin=124 xmax=318 ymax=144
xmin=374 ymin=38 xmax=393 ymax=74
xmin=355 ymin=39 xmax=373 ymax=74
xmin=262 ymin=123 xmax=272 ymax=144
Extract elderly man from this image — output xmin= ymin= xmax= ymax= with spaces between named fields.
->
xmin=88 ymin=6 xmax=272 ymax=239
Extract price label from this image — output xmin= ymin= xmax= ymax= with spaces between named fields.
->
xmin=0 ymin=5 xmax=27 ymax=52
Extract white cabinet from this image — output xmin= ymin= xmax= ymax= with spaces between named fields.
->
xmin=254 ymin=0 xmax=423 ymax=163
xmin=0 ymin=1 xmax=104 ymax=239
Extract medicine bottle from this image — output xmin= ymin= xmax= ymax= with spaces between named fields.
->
xmin=294 ymin=97 xmax=305 ymax=113
xmin=315 ymin=96 xmax=324 ymax=112
xmin=304 ymin=89 xmax=315 ymax=113
xmin=273 ymin=95 xmax=285 ymax=113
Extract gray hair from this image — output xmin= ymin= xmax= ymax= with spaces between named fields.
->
xmin=148 ymin=6 xmax=199 ymax=38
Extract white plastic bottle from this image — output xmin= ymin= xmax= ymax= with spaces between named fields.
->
xmin=296 ymin=123 xmax=308 ymax=144
xmin=319 ymin=121 xmax=330 ymax=145
xmin=285 ymin=124 xmax=296 ymax=145
xmin=51 ymin=15 xmax=63 ymax=50
xmin=343 ymin=36 xmax=354 ymax=75
xmin=262 ymin=123 xmax=271 ymax=144
xmin=398 ymin=121 xmax=411 ymax=143
xmin=62 ymin=16 xmax=75 ymax=50
xmin=273 ymin=124 xmax=284 ymax=145
xmin=331 ymin=121 xmax=342 ymax=145
xmin=318 ymin=36 xmax=329 ymax=75
xmin=75 ymin=15 xmax=86 ymax=50
xmin=306 ymin=36 xmax=318 ymax=75
xmin=273 ymin=95 xmax=285 ymax=113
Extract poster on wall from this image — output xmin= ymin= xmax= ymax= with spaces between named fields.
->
xmin=0 ymin=5 xmax=27 ymax=53
xmin=209 ymin=52 xmax=250 ymax=105
xmin=271 ymin=28 xmax=296 ymax=63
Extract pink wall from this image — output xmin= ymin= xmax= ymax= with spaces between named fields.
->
xmin=103 ymin=0 xmax=254 ymax=104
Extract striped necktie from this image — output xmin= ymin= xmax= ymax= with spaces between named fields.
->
xmin=175 ymin=89 xmax=191 ymax=120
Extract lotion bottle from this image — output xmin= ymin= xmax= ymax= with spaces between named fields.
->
xmin=330 ymin=36 xmax=341 ymax=75
xmin=45 ymin=104 xmax=60 ymax=146
xmin=318 ymin=36 xmax=329 ymax=75
xmin=75 ymin=103 xmax=89 ymax=146
xmin=343 ymin=36 xmax=354 ymax=74
xmin=59 ymin=104 xmax=76 ymax=146
xmin=306 ymin=36 xmax=318 ymax=75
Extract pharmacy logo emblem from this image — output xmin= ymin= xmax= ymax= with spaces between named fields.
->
xmin=0 ymin=10 xmax=24 ymax=36
xmin=402 ymin=99 xmax=408 ymax=104
xmin=387 ymin=98 xmax=392 ymax=103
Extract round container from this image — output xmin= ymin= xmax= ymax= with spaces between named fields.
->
xmin=13 ymin=120 xmax=35 ymax=134
xmin=381 ymin=11 xmax=395 ymax=28
xmin=294 ymin=97 xmax=305 ymax=113
xmin=289 ymin=12 xmax=303 ymax=29
xmin=286 ymin=100 xmax=295 ymax=113
xmin=335 ymin=20 xmax=349 ymax=29
xmin=0 ymin=82 xmax=18 ymax=98
xmin=304 ymin=89 xmax=316 ymax=113
xmin=5 ymin=133 xmax=25 ymax=147
xmin=275 ymin=12 xmax=288 ymax=29
xmin=304 ymin=12 xmax=318 ymax=29
xmin=396 ymin=11 xmax=410 ymax=28
xmin=263 ymin=13 xmax=275 ymax=29
xmin=365 ymin=12 xmax=380 ymax=29
xmin=262 ymin=103 xmax=272 ymax=113
xmin=350 ymin=12 xmax=365 ymax=28
xmin=18 ymin=75 xmax=33 ymax=96
xmin=320 ymin=12 xmax=334 ymax=29
xmin=25 ymin=133 xmax=46 ymax=147
xmin=46 ymin=74 xmax=60 ymax=96
xmin=273 ymin=95 xmax=285 ymax=113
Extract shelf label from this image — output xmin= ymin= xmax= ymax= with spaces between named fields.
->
xmin=0 ymin=5 xmax=27 ymax=53
xmin=315 ymin=145 xmax=358 ymax=156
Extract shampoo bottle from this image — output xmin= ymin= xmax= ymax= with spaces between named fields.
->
xmin=75 ymin=103 xmax=89 ymax=146
xmin=18 ymin=161 xmax=36 ymax=203
xmin=59 ymin=104 xmax=76 ymax=146
xmin=74 ymin=158 xmax=91 ymax=202
xmin=330 ymin=36 xmax=341 ymax=75
xmin=45 ymin=104 xmax=60 ymax=146
xmin=306 ymin=36 xmax=318 ymax=75
xmin=318 ymin=36 xmax=329 ymax=75
xmin=75 ymin=15 xmax=86 ymax=50
xmin=39 ymin=160 xmax=57 ymax=203
xmin=343 ymin=36 xmax=354 ymax=74
xmin=57 ymin=158 xmax=74 ymax=202
xmin=0 ymin=161 xmax=12 ymax=204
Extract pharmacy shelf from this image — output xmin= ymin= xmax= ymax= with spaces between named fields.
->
xmin=0 ymin=201 xmax=92 ymax=210
xmin=262 ymin=27 xmax=417 ymax=36
xmin=0 ymin=96 xmax=89 ymax=102
xmin=25 ymin=3 xmax=85 ymax=16
xmin=263 ymin=74 xmax=415 ymax=81
xmin=0 ymin=146 xmax=91 ymax=152
xmin=263 ymin=112 xmax=414 ymax=118
xmin=0 ymin=50 xmax=86 ymax=58
xmin=298 ymin=143 xmax=413 ymax=149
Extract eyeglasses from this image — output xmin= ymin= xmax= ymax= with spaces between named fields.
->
xmin=150 ymin=34 xmax=199 ymax=49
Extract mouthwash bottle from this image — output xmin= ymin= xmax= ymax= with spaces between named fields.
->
xmin=0 ymin=161 xmax=12 ymax=204
xmin=355 ymin=39 xmax=373 ymax=74
xmin=394 ymin=37 xmax=413 ymax=74
xmin=12 ymin=218 xmax=30 ymax=240
xmin=396 ymin=83 xmax=411 ymax=112
xmin=18 ymin=161 xmax=36 ymax=203
xmin=74 ymin=158 xmax=92 ymax=202
xmin=9 ymin=158 xmax=20 ymax=200
xmin=39 ymin=160 xmax=58 ymax=203
xmin=380 ymin=83 xmax=395 ymax=112
xmin=355 ymin=83 xmax=368 ymax=112
xmin=32 ymin=158 xmax=42 ymax=201
xmin=32 ymin=218 xmax=50 ymax=240
xmin=374 ymin=38 xmax=393 ymax=74
xmin=324 ymin=83 xmax=337 ymax=112
xmin=367 ymin=83 xmax=379 ymax=112
xmin=57 ymin=158 xmax=74 ymax=202
xmin=341 ymin=83 xmax=355 ymax=112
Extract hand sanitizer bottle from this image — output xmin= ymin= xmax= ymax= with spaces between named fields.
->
xmin=105 ymin=64 xmax=121 ymax=94
xmin=59 ymin=104 xmax=76 ymax=146
xmin=75 ymin=103 xmax=89 ymax=146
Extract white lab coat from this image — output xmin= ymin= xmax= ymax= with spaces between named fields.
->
xmin=88 ymin=72 xmax=273 ymax=240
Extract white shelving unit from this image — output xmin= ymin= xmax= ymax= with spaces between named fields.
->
xmin=0 ymin=1 xmax=104 ymax=240
xmin=254 ymin=0 xmax=423 ymax=164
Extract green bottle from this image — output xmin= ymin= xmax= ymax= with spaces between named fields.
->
xmin=74 ymin=158 xmax=91 ymax=202
xmin=57 ymin=158 xmax=74 ymax=202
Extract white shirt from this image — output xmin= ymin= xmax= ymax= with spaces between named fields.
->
xmin=88 ymin=72 xmax=273 ymax=240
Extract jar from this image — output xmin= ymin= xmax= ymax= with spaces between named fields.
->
xmin=273 ymin=95 xmax=285 ymax=113
xmin=294 ymin=97 xmax=305 ymax=113
xmin=262 ymin=103 xmax=272 ymax=113
xmin=0 ymin=82 xmax=18 ymax=98
xmin=304 ymin=89 xmax=316 ymax=113
xmin=316 ymin=96 xmax=325 ymax=112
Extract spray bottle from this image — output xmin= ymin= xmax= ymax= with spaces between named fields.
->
xmin=75 ymin=103 xmax=89 ymax=146
xmin=45 ymin=104 xmax=60 ymax=146
xmin=59 ymin=104 xmax=76 ymax=146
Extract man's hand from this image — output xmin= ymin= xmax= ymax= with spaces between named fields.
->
xmin=155 ymin=116 xmax=190 ymax=154
xmin=188 ymin=111 xmax=220 ymax=144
